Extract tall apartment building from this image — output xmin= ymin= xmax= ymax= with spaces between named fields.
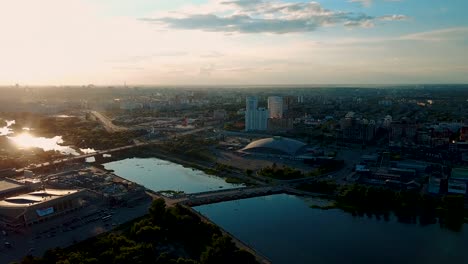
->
xmin=268 ymin=96 xmax=283 ymax=119
xmin=245 ymin=96 xmax=268 ymax=131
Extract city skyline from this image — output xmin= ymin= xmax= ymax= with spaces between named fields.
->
xmin=1 ymin=0 xmax=467 ymax=85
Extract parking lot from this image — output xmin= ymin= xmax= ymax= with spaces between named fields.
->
xmin=0 ymin=198 xmax=152 ymax=264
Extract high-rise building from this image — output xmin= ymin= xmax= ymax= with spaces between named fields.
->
xmin=246 ymin=96 xmax=258 ymax=112
xmin=268 ymin=96 xmax=283 ymax=119
xmin=245 ymin=96 xmax=268 ymax=131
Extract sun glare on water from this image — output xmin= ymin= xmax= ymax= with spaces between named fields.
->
xmin=7 ymin=133 xmax=78 ymax=155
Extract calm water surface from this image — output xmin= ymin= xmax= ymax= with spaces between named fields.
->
xmin=103 ymin=158 xmax=242 ymax=193
xmin=195 ymin=194 xmax=468 ymax=264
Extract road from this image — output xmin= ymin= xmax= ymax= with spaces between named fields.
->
xmin=0 ymin=200 xmax=152 ymax=264
xmin=90 ymin=111 xmax=128 ymax=133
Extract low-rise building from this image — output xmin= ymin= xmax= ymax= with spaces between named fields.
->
xmin=0 ymin=188 xmax=87 ymax=229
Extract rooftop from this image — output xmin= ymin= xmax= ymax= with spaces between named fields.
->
xmin=0 ymin=180 xmax=23 ymax=193
xmin=0 ymin=189 xmax=81 ymax=208
xmin=241 ymin=137 xmax=307 ymax=156
xmin=451 ymin=168 xmax=468 ymax=180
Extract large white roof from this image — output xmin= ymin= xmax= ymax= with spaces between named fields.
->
xmin=241 ymin=137 xmax=307 ymax=156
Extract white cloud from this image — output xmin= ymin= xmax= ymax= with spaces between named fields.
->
xmin=379 ymin=14 xmax=409 ymax=21
xmin=143 ymin=0 xmax=406 ymax=34
xmin=349 ymin=0 xmax=403 ymax=8
xmin=400 ymin=27 xmax=468 ymax=42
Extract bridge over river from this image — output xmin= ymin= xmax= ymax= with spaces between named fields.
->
xmin=151 ymin=185 xmax=321 ymax=207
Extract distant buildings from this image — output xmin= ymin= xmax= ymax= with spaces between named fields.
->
xmin=245 ymin=96 xmax=294 ymax=132
xmin=449 ymin=168 xmax=468 ymax=195
xmin=213 ymin=109 xmax=227 ymax=120
xmin=268 ymin=118 xmax=293 ymax=132
xmin=378 ymin=100 xmax=393 ymax=107
xmin=390 ymin=118 xmax=418 ymax=144
xmin=338 ymin=112 xmax=376 ymax=143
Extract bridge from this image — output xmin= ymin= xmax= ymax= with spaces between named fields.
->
xmin=153 ymin=186 xmax=284 ymax=207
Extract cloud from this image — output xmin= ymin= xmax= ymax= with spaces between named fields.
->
xmin=349 ymin=0 xmax=402 ymax=8
xmin=221 ymin=0 xmax=263 ymax=8
xmin=379 ymin=14 xmax=409 ymax=21
xmin=349 ymin=0 xmax=373 ymax=7
xmin=400 ymin=27 xmax=468 ymax=42
xmin=142 ymin=0 xmax=406 ymax=34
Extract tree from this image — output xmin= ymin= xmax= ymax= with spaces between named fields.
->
xmin=149 ymin=198 xmax=167 ymax=225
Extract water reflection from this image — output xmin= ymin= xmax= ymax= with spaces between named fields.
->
xmin=104 ymin=158 xmax=242 ymax=194
xmin=80 ymin=148 xmax=97 ymax=154
xmin=0 ymin=120 xmax=15 ymax=136
xmin=53 ymin=115 xmax=74 ymax=118
xmin=7 ymin=133 xmax=79 ymax=155
xmin=195 ymin=194 xmax=468 ymax=264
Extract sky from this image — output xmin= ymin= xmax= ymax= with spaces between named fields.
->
xmin=0 ymin=0 xmax=467 ymax=85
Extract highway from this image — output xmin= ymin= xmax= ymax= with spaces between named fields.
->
xmin=89 ymin=111 xmax=128 ymax=133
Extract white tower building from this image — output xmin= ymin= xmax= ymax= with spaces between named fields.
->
xmin=268 ymin=96 xmax=283 ymax=119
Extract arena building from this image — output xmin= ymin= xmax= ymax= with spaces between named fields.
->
xmin=240 ymin=136 xmax=310 ymax=159
xmin=0 ymin=179 xmax=87 ymax=230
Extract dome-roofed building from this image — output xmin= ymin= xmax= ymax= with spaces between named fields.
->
xmin=241 ymin=136 xmax=308 ymax=157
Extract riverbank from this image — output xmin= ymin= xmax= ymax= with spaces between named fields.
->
xmin=17 ymin=198 xmax=262 ymax=264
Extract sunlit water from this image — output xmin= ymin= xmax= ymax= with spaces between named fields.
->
xmin=103 ymin=158 xmax=243 ymax=193
xmin=1 ymin=120 xmax=95 ymax=155
xmin=194 ymin=194 xmax=468 ymax=264
xmin=7 ymin=133 xmax=79 ymax=155
xmin=0 ymin=120 xmax=15 ymax=136
xmin=80 ymin=148 xmax=97 ymax=154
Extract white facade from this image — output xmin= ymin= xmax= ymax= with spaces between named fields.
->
xmin=268 ymin=96 xmax=283 ymax=119
xmin=245 ymin=97 xmax=268 ymax=131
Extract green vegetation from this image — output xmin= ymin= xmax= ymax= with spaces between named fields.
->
xmin=224 ymin=177 xmax=245 ymax=184
xmin=157 ymin=135 xmax=216 ymax=163
xmin=258 ymin=160 xmax=344 ymax=180
xmin=335 ymin=184 xmax=466 ymax=231
xmin=310 ymin=204 xmax=336 ymax=210
xmin=298 ymin=182 xmax=466 ymax=231
xmin=297 ymin=181 xmax=338 ymax=195
xmin=37 ymin=116 xmax=142 ymax=150
xmin=258 ymin=165 xmax=303 ymax=180
xmin=18 ymin=199 xmax=259 ymax=264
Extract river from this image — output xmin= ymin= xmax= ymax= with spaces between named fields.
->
xmin=103 ymin=157 xmax=243 ymax=194
xmin=194 ymin=194 xmax=468 ymax=264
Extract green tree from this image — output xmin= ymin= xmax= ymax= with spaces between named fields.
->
xmin=149 ymin=198 xmax=167 ymax=225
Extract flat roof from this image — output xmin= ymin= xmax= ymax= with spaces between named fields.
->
xmin=0 ymin=189 xmax=81 ymax=208
xmin=0 ymin=180 xmax=23 ymax=193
